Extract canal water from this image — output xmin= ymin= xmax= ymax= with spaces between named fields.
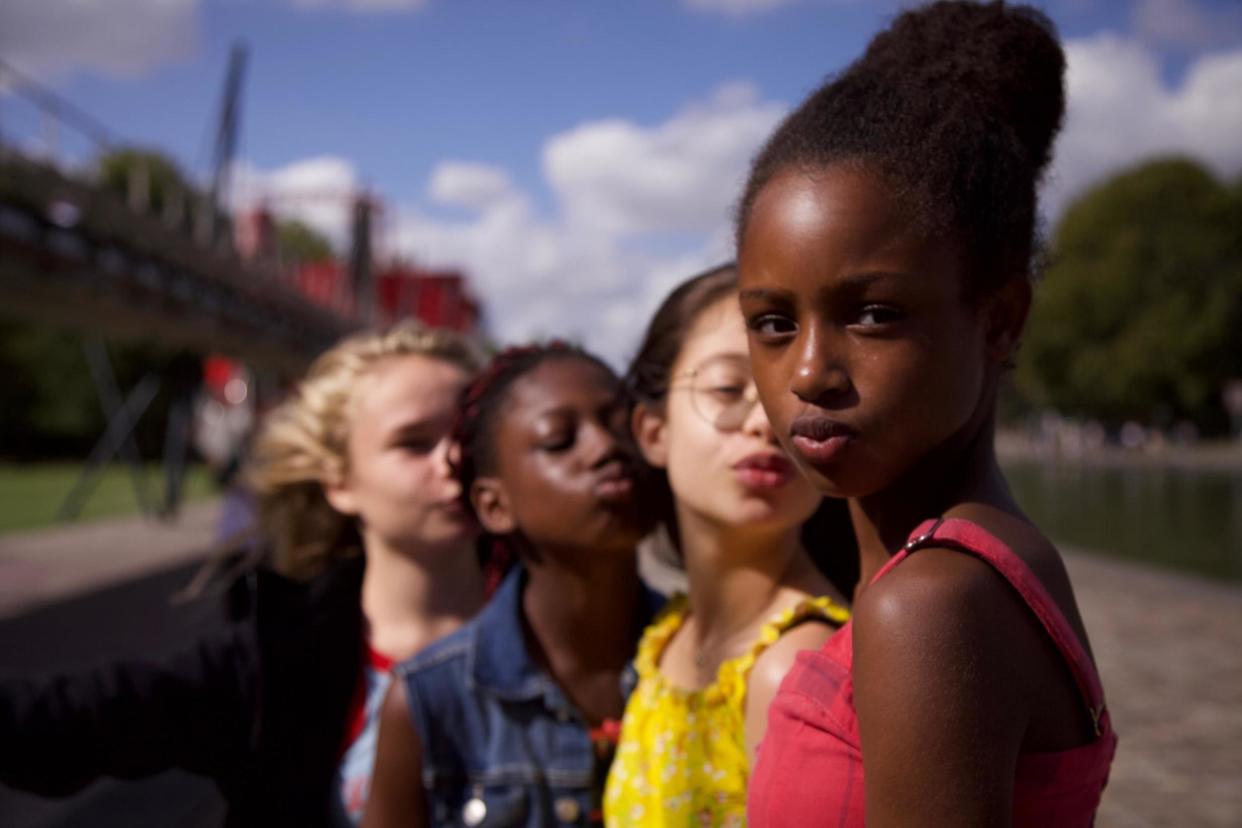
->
xmin=1003 ymin=459 xmax=1242 ymax=583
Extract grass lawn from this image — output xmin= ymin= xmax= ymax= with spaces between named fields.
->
xmin=0 ymin=463 xmax=218 ymax=534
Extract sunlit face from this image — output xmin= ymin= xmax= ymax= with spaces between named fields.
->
xmin=478 ymin=357 xmax=649 ymax=558
xmin=642 ymin=294 xmax=821 ymax=532
xmin=738 ymin=165 xmax=992 ymax=499
xmin=326 ymin=354 xmax=473 ymax=554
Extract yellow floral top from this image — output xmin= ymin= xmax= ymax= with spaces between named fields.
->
xmin=603 ymin=594 xmax=850 ymax=827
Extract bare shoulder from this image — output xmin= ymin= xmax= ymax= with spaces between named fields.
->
xmin=853 ymin=547 xmax=1028 ymax=674
xmin=749 ymin=618 xmax=837 ymax=697
xmin=362 ymin=680 xmax=428 ymax=828
xmin=851 ymin=550 xmax=1035 ymax=758
xmin=946 ymin=503 xmax=1066 ymax=584
xmin=380 ymin=677 xmax=413 ymax=726
xmin=942 ymin=502 xmax=1093 ymax=652
xmin=851 ymin=548 xmax=1034 ymax=823
xmin=744 ymin=606 xmax=840 ymax=763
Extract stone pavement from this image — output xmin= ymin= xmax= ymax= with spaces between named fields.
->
xmin=0 ymin=501 xmax=219 ymax=619
xmin=1065 ymin=550 xmax=1242 ymax=827
xmin=0 ymin=508 xmax=1237 ymax=824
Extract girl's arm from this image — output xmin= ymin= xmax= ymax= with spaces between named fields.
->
xmin=744 ymin=621 xmax=836 ymax=764
xmin=853 ymin=550 xmax=1032 ymax=827
xmin=0 ymin=625 xmax=258 ymax=794
xmin=361 ymin=680 xmax=429 ymax=828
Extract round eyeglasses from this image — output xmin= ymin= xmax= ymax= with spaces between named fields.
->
xmin=667 ymin=357 xmax=762 ymax=432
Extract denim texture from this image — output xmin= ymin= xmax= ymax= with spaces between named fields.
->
xmin=397 ymin=566 xmax=659 ymax=827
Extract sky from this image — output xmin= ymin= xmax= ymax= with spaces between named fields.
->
xmin=2 ymin=0 xmax=1241 ymax=364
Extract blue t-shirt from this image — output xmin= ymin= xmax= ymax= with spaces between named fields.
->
xmin=330 ymin=644 xmax=394 ymax=826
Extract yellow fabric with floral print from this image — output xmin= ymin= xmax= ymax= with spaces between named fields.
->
xmin=604 ymin=593 xmax=849 ymax=827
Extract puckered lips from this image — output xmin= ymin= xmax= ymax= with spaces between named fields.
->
xmin=732 ymin=451 xmax=796 ymax=490
xmin=789 ymin=412 xmax=856 ymax=468
xmin=593 ymin=459 xmax=636 ymax=503
xmin=436 ymin=498 xmax=466 ymax=517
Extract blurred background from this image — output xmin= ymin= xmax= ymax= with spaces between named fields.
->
xmin=0 ymin=0 xmax=1239 ymax=826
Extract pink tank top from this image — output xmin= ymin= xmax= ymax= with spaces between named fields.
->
xmin=748 ymin=518 xmax=1117 ymax=827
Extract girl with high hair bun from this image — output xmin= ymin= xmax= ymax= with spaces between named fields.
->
xmin=736 ymin=2 xmax=1116 ymax=825
xmin=363 ymin=343 xmax=662 ymax=828
xmin=1 ymin=320 xmax=488 ymax=827
xmin=604 ymin=263 xmax=851 ymax=827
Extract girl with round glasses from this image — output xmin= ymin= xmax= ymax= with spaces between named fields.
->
xmin=604 ymin=264 xmax=852 ymax=826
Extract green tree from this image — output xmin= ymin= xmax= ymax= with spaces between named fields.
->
xmin=96 ymin=148 xmax=198 ymax=219
xmin=0 ymin=318 xmax=207 ymax=460
xmin=277 ymin=219 xmax=334 ymax=265
xmin=1017 ymin=158 xmax=1242 ymax=434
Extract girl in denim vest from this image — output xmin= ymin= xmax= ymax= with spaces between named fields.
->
xmin=363 ymin=343 xmax=661 ymax=828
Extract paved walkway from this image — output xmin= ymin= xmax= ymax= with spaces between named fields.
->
xmin=0 ymin=501 xmax=219 ymax=619
xmin=1065 ymin=550 xmax=1242 ymax=827
xmin=0 ymin=509 xmax=1238 ymax=825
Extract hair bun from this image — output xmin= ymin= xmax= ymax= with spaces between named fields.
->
xmin=859 ymin=1 xmax=1065 ymax=174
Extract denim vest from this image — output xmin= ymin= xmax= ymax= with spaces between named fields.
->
xmin=397 ymin=567 xmax=660 ymax=828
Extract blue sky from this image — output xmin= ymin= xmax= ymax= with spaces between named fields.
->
xmin=3 ymin=0 xmax=1241 ymax=361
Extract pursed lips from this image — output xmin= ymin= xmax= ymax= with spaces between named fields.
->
xmin=789 ymin=411 xmax=857 ymax=466
xmin=731 ymin=451 xmax=795 ymax=488
xmin=593 ymin=459 xmax=636 ymax=502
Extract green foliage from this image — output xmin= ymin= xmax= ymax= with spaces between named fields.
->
xmin=96 ymin=148 xmax=198 ymax=217
xmin=278 ymin=219 xmax=334 ymax=265
xmin=0 ymin=319 xmax=203 ymax=460
xmin=1017 ymin=158 xmax=1242 ymax=434
xmin=0 ymin=322 xmax=100 ymax=455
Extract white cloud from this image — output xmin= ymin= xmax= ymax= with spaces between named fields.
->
xmin=234 ymin=35 xmax=1242 ymax=366
xmin=1132 ymin=0 xmax=1242 ymax=51
xmin=428 ymin=162 xmax=514 ymax=210
xmin=544 ymin=82 xmax=785 ymax=238
xmin=288 ymin=0 xmax=428 ymax=12
xmin=402 ymin=47 xmax=1242 ymax=360
xmin=1046 ymin=33 xmax=1242 ymax=216
xmin=394 ymin=83 xmax=778 ymax=363
xmin=682 ymin=0 xmax=802 ymax=18
xmin=0 ymin=0 xmax=199 ymax=79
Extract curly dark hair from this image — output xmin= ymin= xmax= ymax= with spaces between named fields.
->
xmin=737 ymin=0 xmax=1066 ymax=295
xmin=451 ymin=341 xmax=620 ymax=591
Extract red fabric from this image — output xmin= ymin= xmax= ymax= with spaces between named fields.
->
xmin=748 ymin=518 xmax=1117 ymax=827
xmin=589 ymin=718 xmax=622 ymax=745
xmin=341 ymin=641 xmax=396 ymax=753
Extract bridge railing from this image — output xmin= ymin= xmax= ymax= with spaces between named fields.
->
xmin=0 ymin=59 xmax=245 ymax=254
xmin=0 ymin=60 xmax=362 ymax=370
xmin=0 ymin=59 xmax=110 ymax=175
xmin=0 ymin=151 xmax=358 ymax=368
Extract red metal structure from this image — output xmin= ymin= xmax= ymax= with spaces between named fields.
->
xmin=374 ymin=265 xmax=480 ymax=331
xmin=234 ymin=202 xmax=482 ymax=334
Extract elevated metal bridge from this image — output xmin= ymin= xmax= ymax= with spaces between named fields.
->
xmin=0 ymin=153 xmax=357 ymax=373
xmin=0 ymin=52 xmax=362 ymax=373
xmin=0 ymin=50 xmax=378 ymax=520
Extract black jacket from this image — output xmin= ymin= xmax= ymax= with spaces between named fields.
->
xmin=0 ymin=556 xmax=365 ymax=827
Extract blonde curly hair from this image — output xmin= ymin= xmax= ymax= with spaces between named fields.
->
xmin=246 ymin=320 xmax=487 ymax=580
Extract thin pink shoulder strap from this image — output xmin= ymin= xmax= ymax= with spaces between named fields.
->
xmin=893 ymin=517 xmax=1110 ymax=737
